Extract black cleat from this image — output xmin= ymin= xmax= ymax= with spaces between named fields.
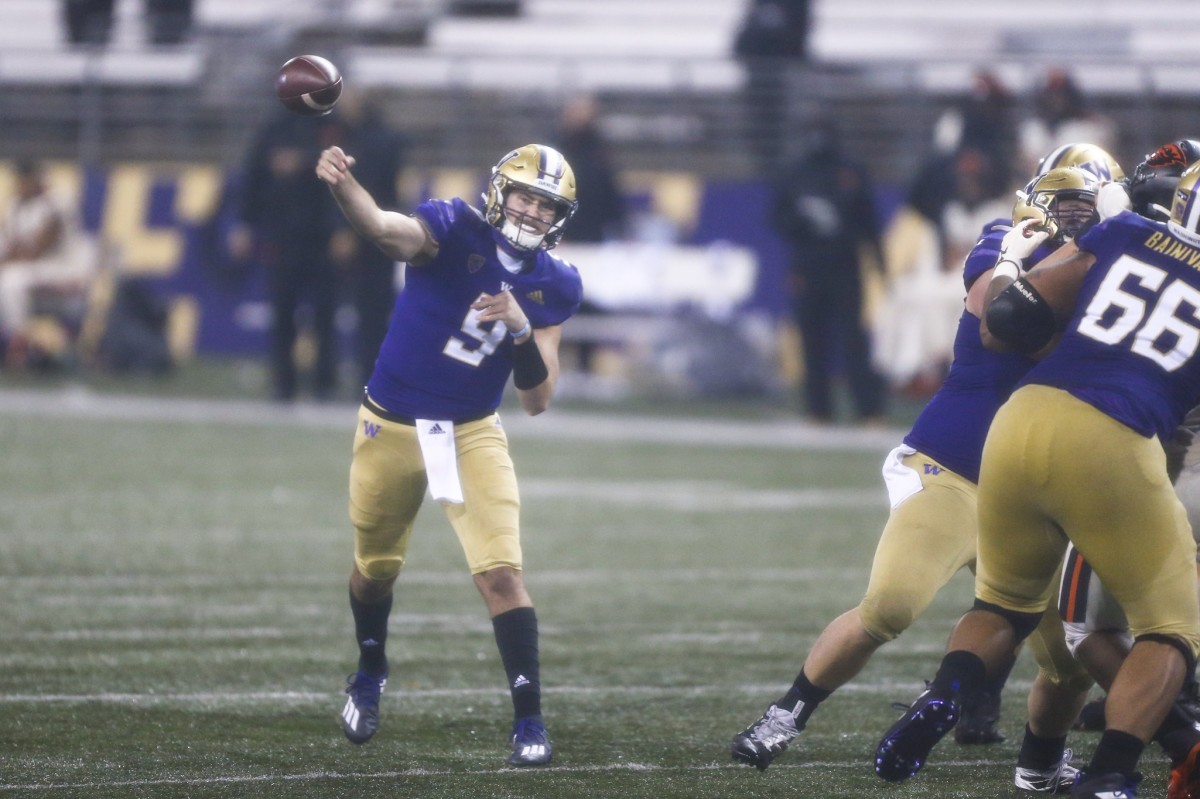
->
xmin=508 ymin=716 xmax=552 ymax=766
xmin=731 ymin=704 xmax=801 ymax=770
xmin=874 ymin=688 xmax=960 ymax=782
xmin=955 ymin=689 xmax=1006 ymax=744
xmin=341 ymin=670 xmax=387 ymax=744
xmin=1070 ymin=770 xmax=1140 ymax=798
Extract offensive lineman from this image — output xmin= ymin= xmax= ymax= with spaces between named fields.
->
xmin=873 ymin=161 xmax=1200 ymax=799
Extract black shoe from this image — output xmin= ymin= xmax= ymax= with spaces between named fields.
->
xmin=341 ymin=670 xmax=387 ymax=744
xmin=1073 ymin=698 xmax=1106 ymax=732
xmin=508 ymin=716 xmax=552 ymax=766
xmin=1070 ymin=770 xmax=1140 ymax=798
xmin=874 ymin=687 xmax=960 ymax=782
xmin=730 ymin=704 xmax=801 ymax=770
xmin=955 ymin=689 xmax=1006 ymax=745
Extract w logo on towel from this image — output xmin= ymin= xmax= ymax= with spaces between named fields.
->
xmin=923 ymin=463 xmax=942 ymax=476
xmin=363 ymin=421 xmax=381 ymax=438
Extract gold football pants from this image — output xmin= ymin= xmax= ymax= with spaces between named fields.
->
xmin=348 ymin=404 xmax=522 ymax=579
xmin=977 ymin=384 xmax=1200 ymax=658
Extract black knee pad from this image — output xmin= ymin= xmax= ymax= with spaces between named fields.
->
xmin=1136 ymin=633 xmax=1197 ymax=677
xmin=972 ymin=598 xmax=1043 ymax=643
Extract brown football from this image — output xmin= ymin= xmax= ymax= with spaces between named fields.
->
xmin=275 ymin=55 xmax=342 ymax=116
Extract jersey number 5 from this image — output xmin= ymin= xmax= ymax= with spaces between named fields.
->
xmin=443 ymin=306 xmax=507 ymax=366
xmin=1078 ymin=254 xmax=1200 ymax=371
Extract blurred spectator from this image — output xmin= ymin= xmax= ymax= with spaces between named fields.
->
xmin=931 ymin=70 xmax=1016 ymax=188
xmin=550 ymin=95 xmax=627 ymax=377
xmin=324 ymin=89 xmax=409 ymax=390
xmin=552 ymin=96 xmax=626 ymax=243
xmin=772 ymin=121 xmax=887 ymax=425
xmin=0 ymin=160 xmax=96 ymax=370
xmin=733 ymin=0 xmax=812 ymax=174
xmin=1018 ymin=67 xmax=1117 ymax=177
xmin=874 ymin=146 xmax=1011 ymax=397
xmin=229 ymin=110 xmax=344 ymax=402
xmin=62 ymin=0 xmax=193 ymax=46
xmin=145 ymin=0 xmax=193 ymax=45
xmin=63 ymin=0 xmax=114 ymax=45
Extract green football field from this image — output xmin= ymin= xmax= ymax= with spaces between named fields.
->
xmin=0 ymin=386 xmax=1174 ymax=798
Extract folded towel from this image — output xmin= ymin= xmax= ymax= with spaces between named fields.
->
xmin=416 ymin=419 xmax=464 ymax=504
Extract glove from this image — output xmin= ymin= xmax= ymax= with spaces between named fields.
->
xmin=998 ymin=218 xmax=1051 ymax=270
xmin=1096 ymin=181 xmax=1132 ymax=220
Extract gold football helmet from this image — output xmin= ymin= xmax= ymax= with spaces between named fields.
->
xmin=1169 ymin=162 xmax=1200 ymax=242
xmin=1035 ymin=142 xmax=1125 ymax=183
xmin=483 ymin=144 xmax=578 ymax=252
xmin=1013 ymin=166 xmax=1100 ymax=242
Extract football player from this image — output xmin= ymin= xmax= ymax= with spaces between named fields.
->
xmin=728 ymin=147 xmax=1114 ymax=793
xmin=873 ymin=161 xmax=1200 ymax=799
xmin=315 ymin=143 xmax=582 ymax=767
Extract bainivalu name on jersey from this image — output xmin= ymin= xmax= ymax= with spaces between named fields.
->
xmin=1144 ymin=231 xmax=1200 ymax=269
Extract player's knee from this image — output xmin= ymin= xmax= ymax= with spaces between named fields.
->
xmin=468 ymin=531 xmax=523 ymax=574
xmin=972 ymin=598 xmax=1043 ymax=642
xmin=1136 ymin=632 xmax=1199 ymax=676
xmin=356 ymin=554 xmax=403 ymax=582
xmin=859 ymin=595 xmax=919 ymax=642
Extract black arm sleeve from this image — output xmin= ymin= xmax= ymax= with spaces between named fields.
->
xmin=985 ymin=278 xmax=1056 ymax=355
xmin=512 ymin=333 xmax=549 ymax=390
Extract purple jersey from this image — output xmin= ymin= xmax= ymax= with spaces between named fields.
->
xmin=1021 ymin=212 xmax=1200 ymax=439
xmin=903 ymin=219 xmax=1057 ymax=483
xmin=366 ymin=197 xmax=583 ymax=419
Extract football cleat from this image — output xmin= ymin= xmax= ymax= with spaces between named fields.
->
xmin=1015 ymin=748 xmax=1079 ymax=794
xmin=1073 ymin=698 xmax=1106 ymax=731
xmin=341 ymin=670 xmax=387 ymax=744
xmin=955 ymin=689 xmax=1006 ymax=745
xmin=730 ymin=704 xmax=801 ymax=770
xmin=1169 ymin=740 xmax=1200 ymax=799
xmin=1070 ymin=770 xmax=1140 ymax=798
xmin=874 ymin=687 xmax=960 ymax=782
xmin=508 ymin=716 xmax=552 ymax=766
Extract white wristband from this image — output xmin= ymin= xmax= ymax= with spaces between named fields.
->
xmin=510 ymin=321 xmax=532 ymax=340
xmin=993 ymin=260 xmax=1021 ymax=282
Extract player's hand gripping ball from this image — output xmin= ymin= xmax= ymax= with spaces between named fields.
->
xmin=275 ymin=55 xmax=342 ymax=116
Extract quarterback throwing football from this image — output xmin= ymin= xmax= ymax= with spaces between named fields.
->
xmin=316 ymin=142 xmax=582 ymax=767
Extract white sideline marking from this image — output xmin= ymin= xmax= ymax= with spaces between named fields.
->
xmin=0 ymin=387 xmax=903 ymax=452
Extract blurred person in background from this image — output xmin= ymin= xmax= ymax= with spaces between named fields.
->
xmin=325 ymin=89 xmax=409 ymax=389
xmin=772 ymin=119 xmax=887 ymax=425
xmin=1019 ymin=68 xmax=1117 ymax=178
xmin=549 ymin=94 xmax=627 ymax=377
xmin=0 ymin=160 xmax=95 ymax=370
xmin=229 ymin=109 xmax=343 ymax=402
xmin=316 ymin=142 xmax=581 ymax=767
xmin=733 ymin=0 xmax=811 ymax=174
xmin=62 ymin=0 xmax=193 ymax=45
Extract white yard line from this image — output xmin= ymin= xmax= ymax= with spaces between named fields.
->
xmin=0 ymin=755 xmax=1024 ymax=792
xmin=0 ymin=387 xmax=903 ymax=451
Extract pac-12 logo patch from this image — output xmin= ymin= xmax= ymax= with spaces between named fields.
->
xmin=467 ymin=254 xmax=486 ymax=273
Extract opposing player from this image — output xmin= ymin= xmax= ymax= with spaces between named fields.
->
xmin=316 ymin=143 xmax=582 ymax=766
xmin=728 ymin=148 xmax=1114 ymax=790
xmin=872 ymin=162 xmax=1200 ymax=799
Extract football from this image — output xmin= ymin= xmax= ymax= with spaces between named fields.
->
xmin=275 ymin=55 xmax=342 ymax=116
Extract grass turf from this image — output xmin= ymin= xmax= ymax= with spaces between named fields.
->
xmin=0 ymin=385 xmax=1166 ymax=798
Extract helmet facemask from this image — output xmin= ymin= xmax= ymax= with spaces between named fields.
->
xmin=1169 ymin=162 xmax=1200 ymax=245
xmin=1013 ymin=167 xmax=1100 ymax=243
xmin=483 ymin=145 xmax=578 ymax=252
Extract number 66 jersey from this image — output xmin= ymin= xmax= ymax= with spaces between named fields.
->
xmin=366 ymin=197 xmax=583 ymax=421
xmin=1023 ymin=210 xmax=1200 ymax=441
